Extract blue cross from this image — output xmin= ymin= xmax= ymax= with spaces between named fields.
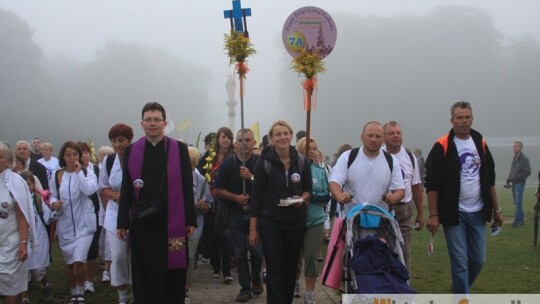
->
xmin=223 ymin=0 xmax=251 ymax=34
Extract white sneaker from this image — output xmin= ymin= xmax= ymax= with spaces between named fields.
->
xmin=102 ymin=271 xmax=111 ymax=283
xmin=84 ymin=281 xmax=95 ymax=293
xmin=304 ymin=293 xmax=315 ymax=304
xmin=294 ymin=283 xmax=301 ymax=298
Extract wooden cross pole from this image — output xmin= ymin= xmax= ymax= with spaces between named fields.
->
xmin=224 ymin=0 xmax=252 ymax=194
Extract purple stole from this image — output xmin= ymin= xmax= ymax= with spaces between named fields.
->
xmin=128 ymin=136 xmax=187 ymax=269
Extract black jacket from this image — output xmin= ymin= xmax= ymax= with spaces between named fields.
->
xmin=251 ymin=146 xmax=312 ymax=230
xmin=425 ymin=128 xmax=496 ymax=225
xmin=29 ymin=159 xmax=49 ymax=190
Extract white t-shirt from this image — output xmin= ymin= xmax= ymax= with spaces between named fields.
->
xmin=454 ymin=137 xmax=483 ymax=212
xmin=382 ymin=146 xmax=421 ymax=203
xmin=330 ymin=147 xmax=404 ymax=213
xmin=38 ymin=157 xmax=60 ymax=182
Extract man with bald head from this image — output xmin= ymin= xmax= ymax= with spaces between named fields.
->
xmin=15 ymin=140 xmax=49 ymax=190
xmin=329 ymin=121 xmax=405 ymax=214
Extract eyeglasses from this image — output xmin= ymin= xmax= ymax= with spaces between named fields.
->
xmin=142 ymin=117 xmax=165 ymax=123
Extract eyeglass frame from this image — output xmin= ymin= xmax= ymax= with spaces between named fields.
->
xmin=142 ymin=117 xmax=165 ymax=123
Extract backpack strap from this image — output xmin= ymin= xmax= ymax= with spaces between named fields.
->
xmin=106 ymin=153 xmax=116 ymax=176
xmin=54 ymin=169 xmax=65 ymax=195
xmin=297 ymin=154 xmax=306 ymax=173
xmin=348 ymin=147 xmax=392 ymax=172
xmin=347 ymin=147 xmax=360 ymax=169
xmin=264 ymin=154 xmax=306 ymax=174
xmin=405 ymin=150 xmax=415 ymax=170
xmin=381 ymin=150 xmax=393 ymax=173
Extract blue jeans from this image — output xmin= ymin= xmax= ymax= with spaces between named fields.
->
xmin=228 ymin=208 xmax=263 ymax=293
xmin=443 ymin=211 xmax=486 ymax=294
xmin=512 ymin=182 xmax=525 ymax=224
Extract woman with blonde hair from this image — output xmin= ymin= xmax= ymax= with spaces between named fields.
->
xmin=293 ymin=137 xmax=331 ymax=304
xmin=0 ymin=142 xmax=37 ymax=304
xmin=249 ymin=120 xmax=312 ymax=304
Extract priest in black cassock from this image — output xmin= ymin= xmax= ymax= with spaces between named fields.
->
xmin=117 ymin=102 xmax=196 ymax=304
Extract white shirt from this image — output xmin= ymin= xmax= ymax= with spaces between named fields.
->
xmin=454 ymin=137 xmax=483 ymax=212
xmin=382 ymin=146 xmax=421 ymax=203
xmin=330 ymin=147 xmax=404 ymax=213
xmin=38 ymin=157 xmax=60 ymax=182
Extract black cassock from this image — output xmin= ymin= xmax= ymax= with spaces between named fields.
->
xmin=118 ymin=138 xmax=196 ymax=304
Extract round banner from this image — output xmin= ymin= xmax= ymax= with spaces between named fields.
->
xmin=282 ymin=6 xmax=337 ymax=59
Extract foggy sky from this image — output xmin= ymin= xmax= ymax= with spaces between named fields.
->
xmin=1 ymin=0 xmax=539 ymax=181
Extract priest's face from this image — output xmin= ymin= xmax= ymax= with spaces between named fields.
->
xmin=141 ymin=110 xmax=166 ymax=140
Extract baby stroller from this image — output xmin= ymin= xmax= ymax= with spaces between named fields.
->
xmin=343 ymin=203 xmax=415 ymax=294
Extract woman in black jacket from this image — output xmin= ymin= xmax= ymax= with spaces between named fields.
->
xmin=249 ymin=120 xmax=312 ymax=304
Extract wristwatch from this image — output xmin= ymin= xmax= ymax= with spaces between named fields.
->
xmin=494 ymin=207 xmax=502 ymax=214
xmin=250 ymin=175 xmax=254 ymax=181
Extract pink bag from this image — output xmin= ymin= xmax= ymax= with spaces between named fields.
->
xmin=321 ymin=217 xmax=346 ymax=289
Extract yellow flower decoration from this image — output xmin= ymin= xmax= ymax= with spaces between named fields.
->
xmin=224 ymin=31 xmax=257 ymax=65
xmin=291 ymin=50 xmax=326 ymax=79
xmin=203 ymin=134 xmax=217 ymax=184
xmin=87 ymin=139 xmax=97 ymax=164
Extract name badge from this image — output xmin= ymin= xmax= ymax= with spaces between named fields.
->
xmin=134 ymin=179 xmax=144 ymax=189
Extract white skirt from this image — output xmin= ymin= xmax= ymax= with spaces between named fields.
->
xmin=106 ymin=230 xmax=131 ymax=286
xmin=58 ymin=234 xmax=93 ymax=265
xmin=28 ymin=220 xmax=50 ymax=270
xmin=0 ymin=259 xmax=28 ymax=296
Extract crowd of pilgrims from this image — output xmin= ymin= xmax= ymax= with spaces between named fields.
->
xmin=1 ymin=125 xmax=362 ymax=304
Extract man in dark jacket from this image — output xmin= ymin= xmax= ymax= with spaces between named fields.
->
xmin=15 ymin=140 xmax=49 ymax=190
xmin=425 ymin=101 xmax=503 ymax=294
xmin=214 ymin=129 xmax=263 ymax=302
xmin=505 ymin=141 xmax=531 ymax=227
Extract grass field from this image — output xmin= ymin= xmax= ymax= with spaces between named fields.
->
xmin=23 ymin=186 xmax=540 ymax=303
xmin=409 ymin=186 xmax=540 ymax=293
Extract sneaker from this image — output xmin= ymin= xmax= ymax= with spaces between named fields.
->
xmin=235 ymin=292 xmax=252 ymax=302
xmin=212 ymin=273 xmax=220 ymax=279
xmin=200 ymin=257 xmax=210 ymax=264
xmin=224 ymin=276 xmax=234 ymax=284
xmin=294 ymin=282 xmax=301 ymax=298
xmin=184 ymin=295 xmax=191 ymax=304
xmin=102 ymin=271 xmax=111 ymax=283
xmin=21 ymin=299 xmax=30 ymax=304
xmin=84 ymin=281 xmax=95 ymax=293
xmin=76 ymin=294 xmax=86 ymax=304
xmin=304 ymin=293 xmax=315 ymax=304
xmin=42 ymin=284 xmax=53 ymax=301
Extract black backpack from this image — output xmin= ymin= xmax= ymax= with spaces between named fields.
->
xmin=347 ymin=147 xmax=393 ymax=172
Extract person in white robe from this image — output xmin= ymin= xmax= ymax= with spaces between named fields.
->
xmin=49 ymin=141 xmax=97 ymax=304
xmin=0 ymin=142 xmax=37 ymax=304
